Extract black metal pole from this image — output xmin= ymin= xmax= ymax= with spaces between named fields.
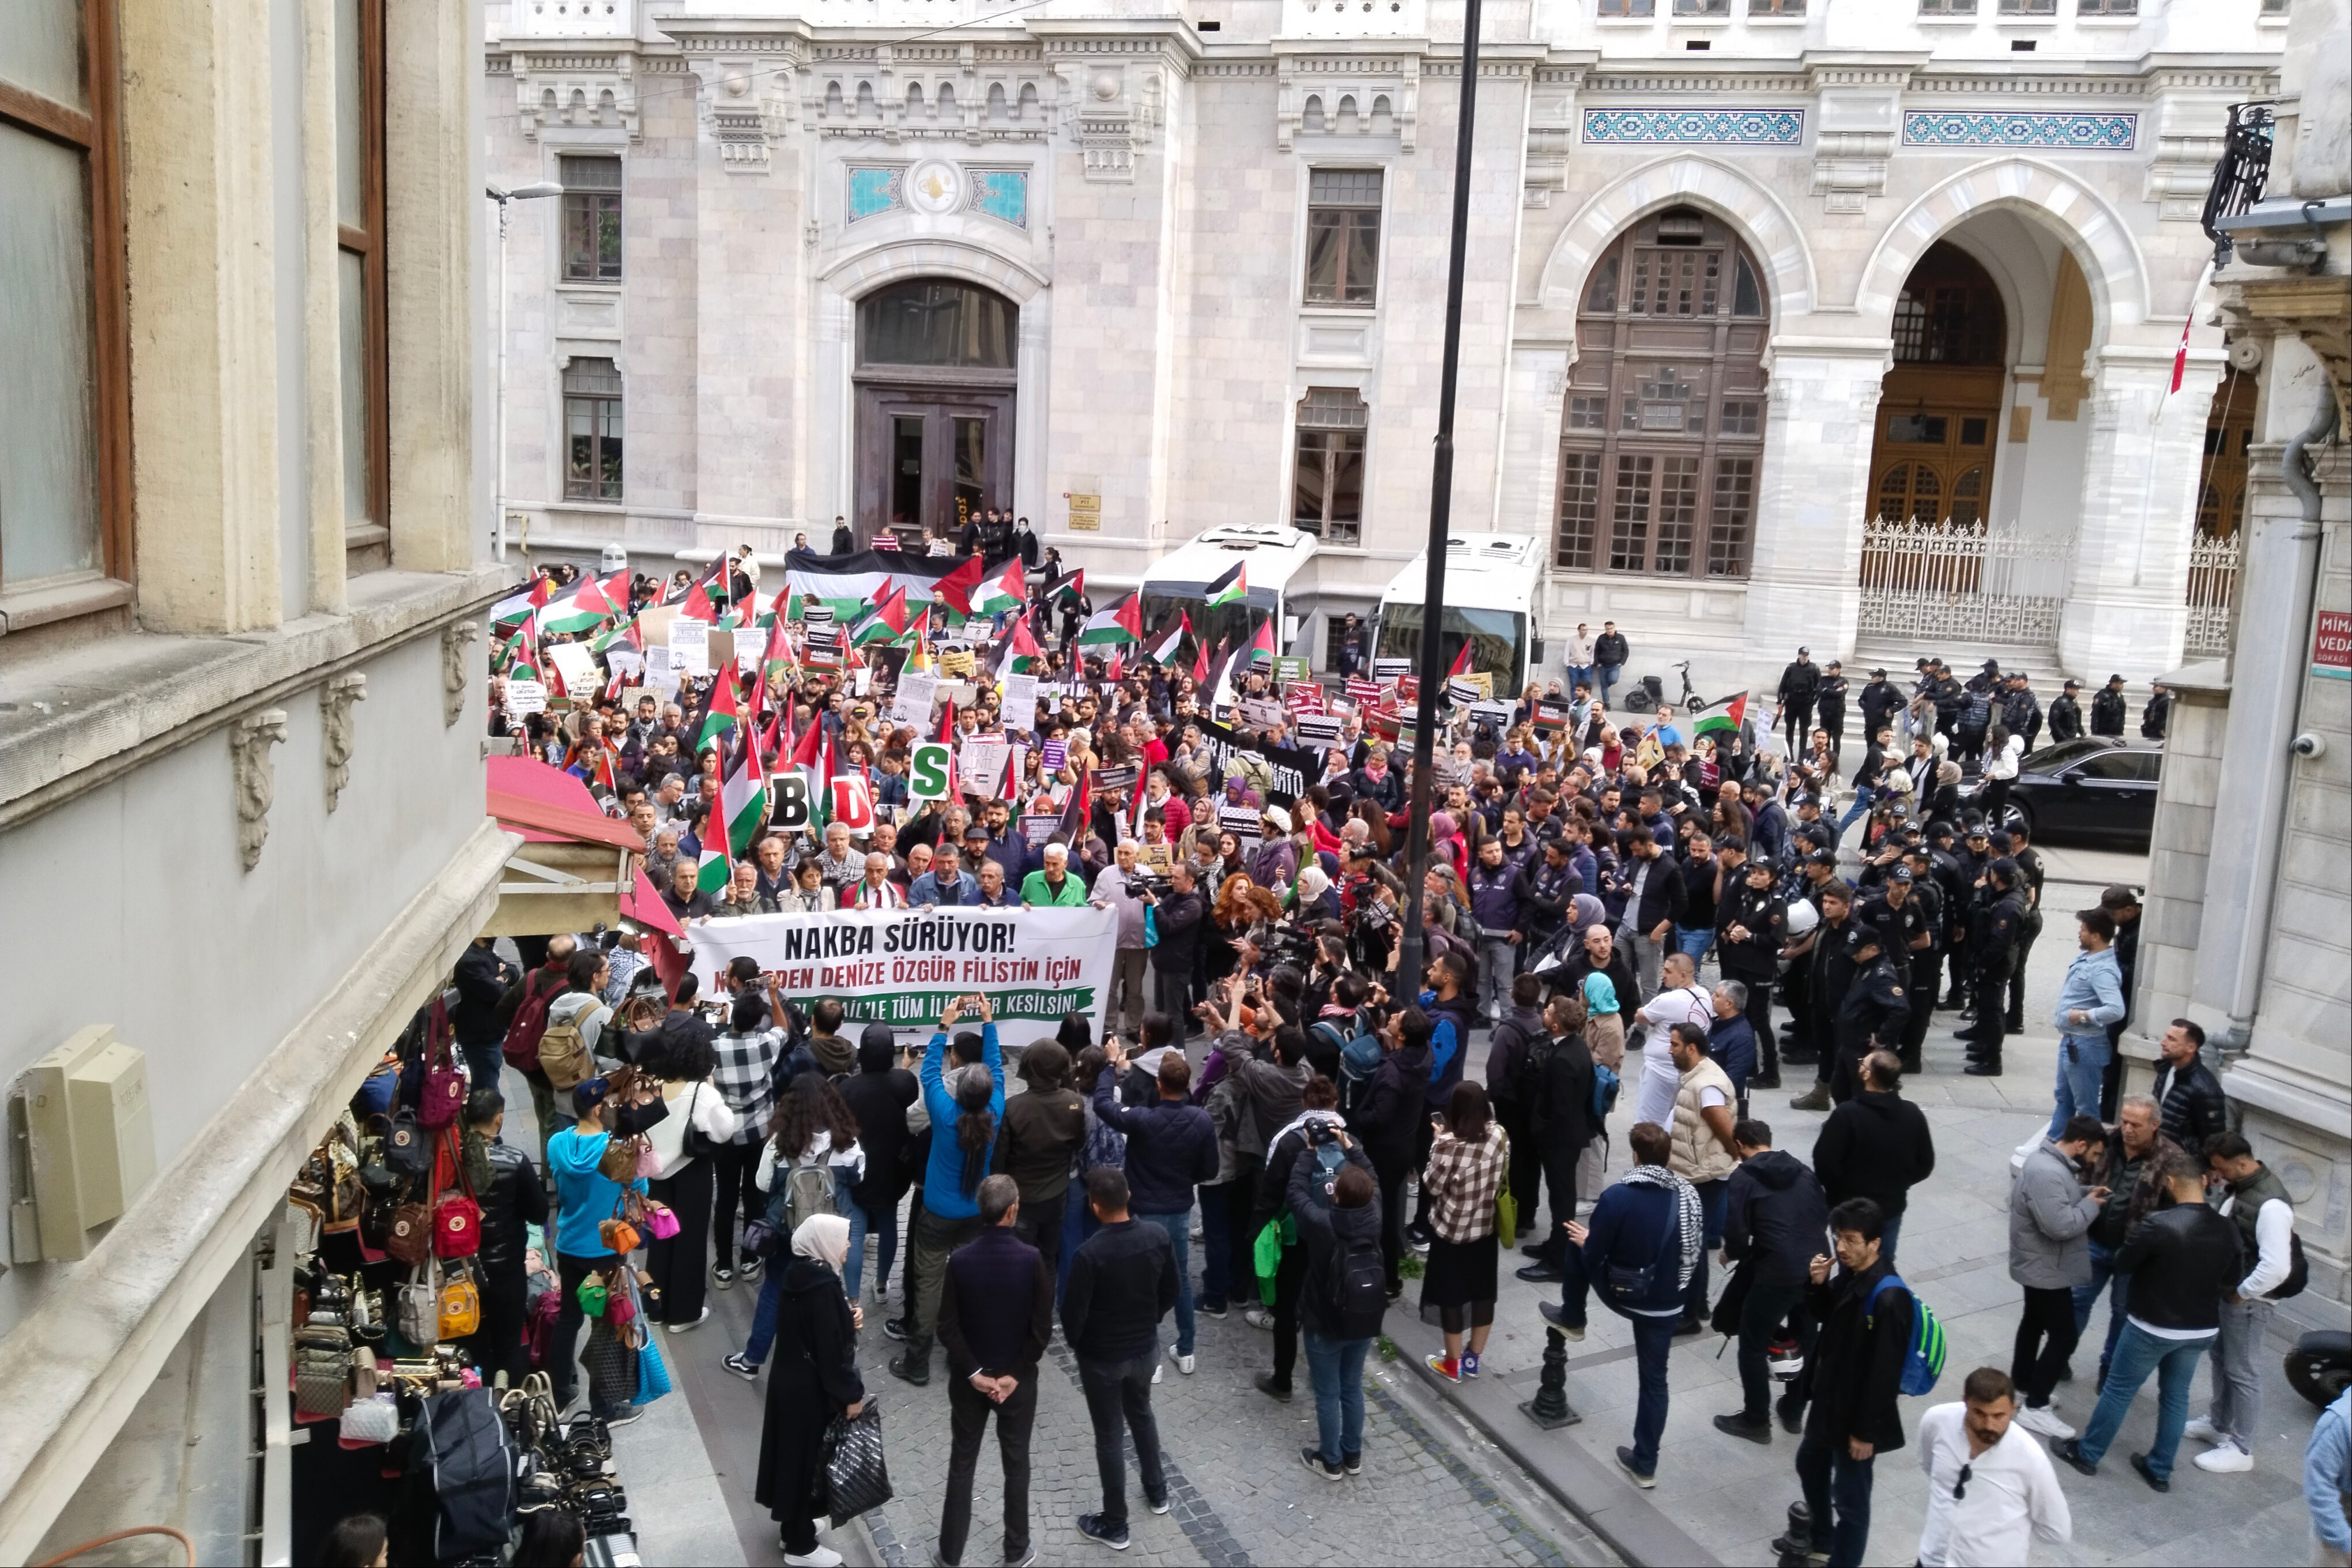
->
xmin=1394 ymin=0 xmax=1482 ymax=991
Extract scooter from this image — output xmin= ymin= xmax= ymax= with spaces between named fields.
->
xmin=2288 ymin=1328 xmax=2352 ymax=1410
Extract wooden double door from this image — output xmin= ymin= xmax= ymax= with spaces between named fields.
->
xmin=854 ymin=377 xmax=1015 ymax=546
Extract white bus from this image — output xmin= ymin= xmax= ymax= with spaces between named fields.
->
xmin=1136 ymin=525 xmax=1322 ymax=662
xmin=1375 ymin=534 xmax=1547 ymax=696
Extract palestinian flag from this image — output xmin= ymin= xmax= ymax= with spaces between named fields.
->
xmin=540 ymin=572 xmax=621 ymax=635
xmin=696 ymin=673 xmax=742 ymax=753
xmin=1105 ymin=650 xmax=1125 ymax=683
xmin=1056 ymin=762 xmax=1092 ymax=846
xmin=498 ymin=623 xmax=542 ymax=683
xmin=1447 ymin=639 xmax=1475 ymax=679
xmin=1077 ymin=592 xmax=1144 ymax=647
xmin=720 ymin=725 xmax=768 ymax=853
xmin=695 ymin=807 xmax=733 ymax=896
xmin=931 ymin=555 xmax=984 ymax=617
xmin=492 ymin=576 xmax=553 ymax=627
xmin=989 ymin=610 xmax=1044 ymax=679
xmin=678 ymin=579 xmax=719 ymax=623
xmin=974 ymin=557 xmax=1027 ymax=617
xmin=760 ymin=613 xmax=796 ymax=685
xmin=1692 ymin=692 xmax=1748 ymax=742
xmin=848 ymin=584 xmax=912 ymax=647
xmin=1043 ymin=566 xmax=1085 ymax=604
xmin=1145 ymin=612 xmax=1189 ymax=668
xmin=1192 ymin=635 xmax=1212 ymax=685
xmin=1243 ymin=613 xmax=1277 ymax=669
xmin=785 ymin=548 xmax=983 ymax=624
xmin=1204 ymin=561 xmax=1247 ymax=608
xmin=589 ymin=615 xmax=642 ymax=656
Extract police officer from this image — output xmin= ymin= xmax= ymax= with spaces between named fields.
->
xmin=1830 ymin=915 xmax=1911 ymax=1105
xmin=1959 ymin=858 xmax=2026 ymax=1076
xmin=2001 ymin=672 xmax=2044 ymax=756
xmin=1997 ymin=824 xmax=2046 ymax=1034
xmin=2048 ymin=679 xmax=2085 ymax=743
xmin=2090 ymin=673 xmax=2128 ymax=737
xmin=1858 ymin=668 xmax=1904 ymax=752
xmin=1890 ymin=855 xmax=1944 ymax=1073
xmin=1788 ymin=879 xmax=1862 ymax=1113
xmin=1948 ymin=821 xmax=1993 ymax=1007
xmin=1714 ymin=849 xmax=1786 ymax=1088
xmin=1777 ymin=646 xmax=1821 ymax=761
xmin=1816 ymin=661 xmax=1849 ymax=771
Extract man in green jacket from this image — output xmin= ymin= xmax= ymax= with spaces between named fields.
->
xmin=1021 ymin=842 xmax=1090 ymax=907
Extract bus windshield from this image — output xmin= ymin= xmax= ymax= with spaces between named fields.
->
xmin=1140 ymin=591 xmax=1267 ymax=658
xmin=1375 ymin=604 xmax=1524 ymax=689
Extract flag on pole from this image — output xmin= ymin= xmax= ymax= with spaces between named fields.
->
xmin=695 ymin=782 xmax=734 ymax=896
xmin=720 ymin=724 xmax=768 ymax=854
xmin=931 ymin=555 xmax=985 ymax=617
xmin=539 ymin=572 xmax=621 ymax=636
xmin=974 ymin=557 xmax=1028 ymax=617
xmin=1203 ymin=561 xmax=1247 ymax=608
xmin=1446 ymin=638 xmax=1474 ymax=680
xmin=1055 ymin=763 xmax=1092 ymax=847
xmin=696 ymin=673 xmax=743 ymax=753
xmin=1077 ymin=592 xmax=1144 ymax=646
xmin=848 ymin=583 xmax=912 ymax=647
xmin=679 ymin=579 xmax=719 ymax=623
xmin=492 ymin=575 xmax=553 ymax=627
xmin=1145 ymin=612 xmax=1189 ymax=667
xmin=1041 ymin=566 xmax=1087 ymax=606
xmin=1243 ymin=613 xmax=1277 ymax=669
xmin=1192 ymin=633 xmax=1211 ymax=686
xmin=1691 ymin=692 xmax=1748 ymax=743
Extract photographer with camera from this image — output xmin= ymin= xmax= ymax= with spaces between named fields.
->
xmin=1143 ymin=863 xmax=1205 ymax=1036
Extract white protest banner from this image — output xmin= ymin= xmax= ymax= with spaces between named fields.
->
xmin=642 ymin=644 xmax=681 ymax=699
xmin=959 ymin=736 xmax=1010 ymax=798
xmin=684 ymin=904 xmax=1120 ymax=1049
xmin=605 ymin=647 xmax=645 ymax=681
xmin=1294 ymin=713 xmax=1345 ymax=748
xmin=1470 ymin=700 xmax=1514 ymax=730
xmin=892 ymin=671 xmax=940 ymax=728
xmin=503 ymin=679 xmax=547 ymax=717
xmin=907 ymin=741 xmax=955 ymax=801
xmin=1239 ymin=698 xmax=1285 ymax=730
xmin=545 ymin=642 xmax=599 ymax=695
xmin=1000 ymin=672 xmax=1039 ymax=733
xmin=670 ymin=617 xmax=711 ymax=676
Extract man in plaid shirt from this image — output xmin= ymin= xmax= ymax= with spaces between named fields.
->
xmin=708 ymin=989 xmax=786 ymax=1288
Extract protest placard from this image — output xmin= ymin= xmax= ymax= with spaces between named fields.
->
xmin=605 ymin=646 xmax=644 ymax=681
xmin=545 ymin=642 xmax=598 ymax=695
xmin=503 ymin=679 xmax=547 ymax=717
xmin=891 ymin=671 xmax=938 ymax=728
xmin=642 ymin=644 xmax=681 ymax=699
xmin=1039 ymin=738 xmax=1068 ymax=775
xmin=1239 ymin=698 xmax=1285 ymax=731
xmin=1219 ymin=804 xmax=1264 ymax=836
xmin=1000 ymin=672 xmax=1039 ymax=733
xmin=1021 ymin=815 xmax=1061 ymax=849
xmin=670 ymin=617 xmax=711 ymax=676
xmin=959 ymin=736 xmax=1009 ymax=797
xmin=1469 ymin=700 xmax=1514 ymax=730
xmin=706 ymin=628 xmax=736 ymax=673
xmin=1373 ymin=657 xmax=1411 ymax=684
xmin=1090 ymin=763 xmax=1140 ymax=795
xmin=1294 ymin=713 xmax=1345 ymax=748
xmin=907 ymin=741 xmax=955 ymax=801
xmin=1273 ymin=656 xmax=1312 ymax=686
xmin=636 ymin=605 xmax=679 ymax=647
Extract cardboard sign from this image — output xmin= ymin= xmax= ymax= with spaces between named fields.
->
xmin=1273 ymin=656 xmax=1313 ymax=687
xmin=670 ymin=617 xmax=711 ymax=676
xmin=959 ymin=737 xmax=1010 ymax=797
xmin=1294 ymin=713 xmax=1345 ymax=748
xmin=1219 ymin=804 xmax=1264 ymax=836
xmin=707 ymin=628 xmax=737 ymax=672
xmin=636 ymin=605 xmax=680 ymax=647
xmin=1091 ymin=764 xmax=1140 ymax=795
xmin=503 ymin=679 xmax=548 ymax=717
xmin=770 ymin=772 xmax=812 ymax=830
xmin=940 ymin=649 xmax=976 ymax=678
xmin=1239 ymin=698 xmax=1286 ymax=731
xmin=1397 ymin=674 xmax=1420 ymax=704
xmin=1000 ymin=672 xmax=1039 ymax=733
xmin=545 ymin=642 xmax=598 ymax=694
xmin=892 ymin=671 xmax=939 ymax=728
xmin=1284 ymin=683 xmax=1326 ymax=714
xmin=907 ymin=740 xmax=955 ymax=801
xmin=1345 ymin=677 xmax=1383 ymax=704
xmin=1469 ymin=700 xmax=1514 ymax=730
xmin=1373 ymin=657 xmax=1412 ymax=684
xmin=1022 ymin=814 xmax=1062 ymax=848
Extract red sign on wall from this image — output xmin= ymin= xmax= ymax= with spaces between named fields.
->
xmin=2317 ymin=609 xmax=2352 ymax=679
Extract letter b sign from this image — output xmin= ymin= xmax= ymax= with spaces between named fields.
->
xmin=771 ymin=772 xmax=811 ymax=829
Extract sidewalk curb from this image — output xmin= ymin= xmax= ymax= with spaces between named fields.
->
xmin=1386 ymin=1313 xmax=1720 ymax=1568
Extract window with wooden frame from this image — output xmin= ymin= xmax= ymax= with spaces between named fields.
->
xmin=1304 ymin=169 xmax=1382 ymax=307
xmin=560 ymin=154 xmax=623 ymax=282
xmin=0 ymin=0 xmax=131 ymax=607
xmin=564 ymin=359 xmax=625 ymax=502
xmin=1868 ymin=243 xmax=2005 ymax=529
xmin=335 ymin=0 xmax=388 ymax=558
xmin=1292 ymin=387 xmax=1367 ymax=543
xmin=1553 ymin=207 xmax=1769 ymax=579
xmin=2195 ymin=368 xmax=2254 ymax=538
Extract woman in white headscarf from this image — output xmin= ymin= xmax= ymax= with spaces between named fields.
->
xmin=753 ymin=1213 xmax=864 ymax=1566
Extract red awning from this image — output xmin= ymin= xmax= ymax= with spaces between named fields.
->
xmin=487 ymin=755 xmax=643 ymax=850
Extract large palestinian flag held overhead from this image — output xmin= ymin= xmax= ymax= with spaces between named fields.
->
xmin=782 ymin=547 xmax=987 ymax=624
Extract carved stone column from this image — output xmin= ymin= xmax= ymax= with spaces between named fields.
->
xmin=442 ymin=621 xmax=480 ymax=726
xmin=232 ymin=710 xmax=290 ymax=870
xmin=322 ymin=673 xmax=368 ymax=812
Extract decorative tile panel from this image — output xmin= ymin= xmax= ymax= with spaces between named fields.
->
xmin=1901 ymin=111 xmax=2138 ymax=150
xmin=1581 ymin=108 xmax=1804 ymax=146
xmin=966 ymin=168 xmax=1029 ymax=228
xmin=847 ymin=165 xmax=904 ymax=222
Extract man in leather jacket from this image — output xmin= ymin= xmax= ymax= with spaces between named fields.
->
xmin=462 ymin=1087 xmax=550 ymax=1389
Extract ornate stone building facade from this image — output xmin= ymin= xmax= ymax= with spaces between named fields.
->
xmin=487 ymin=0 xmax=2281 ymax=687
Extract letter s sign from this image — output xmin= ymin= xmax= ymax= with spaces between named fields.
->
xmin=909 ymin=741 xmax=953 ymax=801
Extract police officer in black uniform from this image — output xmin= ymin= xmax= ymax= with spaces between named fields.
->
xmin=1959 ymin=858 xmax=2026 ymax=1076
xmin=1868 ymin=864 xmax=1938 ymax=1074
xmin=2090 ymin=673 xmax=2129 ymax=737
xmin=1714 ymin=849 xmax=1787 ymax=1088
xmin=1816 ymin=661 xmax=1850 ymax=771
xmin=1831 ymin=913 xmax=1912 ymax=1105
xmin=2048 ymin=679 xmax=2084 ymax=742
xmin=1948 ymin=821 xmax=1993 ymax=1007
xmin=1891 ymin=854 xmax=1944 ymax=1071
xmin=1788 ymin=879 xmax=1862 ymax=1113
xmin=2001 ymin=673 xmax=2044 ymax=756
xmin=1997 ymin=824 xmax=2045 ymax=1034
xmin=1858 ymin=668 xmax=1904 ymax=753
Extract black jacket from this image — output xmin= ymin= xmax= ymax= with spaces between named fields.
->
xmin=2048 ymin=693 xmax=2084 ymax=742
xmin=1529 ymin=1030 xmax=1597 ymax=1154
xmin=1147 ymin=888 xmax=1207 ymax=974
xmin=839 ymin=1066 xmax=921 ymax=1204
xmin=452 ymin=943 xmax=515 ymax=1047
xmin=1484 ymin=1005 xmax=1547 ymax=1107
xmin=1288 ymin=1139 xmax=1383 ymax=1337
xmin=1562 ymin=948 xmax=1640 ymax=1027
xmin=993 ymin=1085 xmax=1085 ymax=1204
xmin=1593 ymin=631 xmax=1629 ymax=668
xmin=1812 ymin=1091 xmax=1936 ymax=1219
xmin=2114 ymin=1204 xmax=2242 ymax=1335
xmin=1351 ymin=1039 xmax=1432 ymax=1162
xmin=1858 ymin=680 xmax=1904 ymax=738
xmin=1777 ymin=659 xmax=1821 ymax=709
xmin=2090 ymin=687 xmax=2128 ymax=736
xmin=473 ymin=1137 xmax=549 ymax=1272
xmin=939 ymin=1226 xmax=1053 ymax=1378
xmin=1091 ymin=1068 xmax=1218 ymax=1216
xmin=2153 ymin=1055 xmax=2229 ymax=1156
xmin=1722 ymin=1149 xmax=1829 ymax=1293
xmin=1715 ymin=883 xmax=1786 ymax=981
xmin=1626 ymin=850 xmax=1686 ymax=933
xmin=1062 ymin=1218 xmax=1178 ymax=1362
xmin=1799 ymin=1257 xmax=1912 ymax=1452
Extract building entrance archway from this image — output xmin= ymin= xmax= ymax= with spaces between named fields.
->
xmin=853 ymin=278 xmax=1018 ymax=545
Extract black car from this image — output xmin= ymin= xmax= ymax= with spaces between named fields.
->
xmin=1972 ymin=737 xmax=2162 ymax=849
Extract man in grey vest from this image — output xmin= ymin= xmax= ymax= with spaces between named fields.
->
xmin=2185 ymin=1132 xmax=2298 ymax=1475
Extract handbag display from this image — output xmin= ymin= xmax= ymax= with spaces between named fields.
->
xmin=642 ymin=1203 xmax=680 ymax=1241
xmin=581 ymin=1320 xmax=640 ymax=1409
xmin=598 ymin=1218 xmax=641 ymax=1256
xmin=632 ymin=1337 xmax=672 ymax=1407
xmin=387 ymin=1203 xmax=434 ymax=1268
xmin=293 ymin=1321 xmax=354 ymax=1418
xmin=352 ymin=1345 xmax=380 ymax=1400
xmin=435 ymin=1193 xmax=482 ymax=1259
xmin=386 ymin=1110 xmax=429 ymax=1181
xmin=416 ymin=998 xmax=465 ymax=1130
xmin=597 ymin=1134 xmax=644 ymax=1185
xmin=575 ymin=1273 xmax=609 ymax=1318
xmin=816 ymin=1403 xmax=894 ymax=1526
xmin=439 ymin=1265 xmax=482 ymax=1340
xmin=340 ymin=1391 xmax=399 ymax=1445
xmin=399 ymin=1263 xmax=444 ymax=1347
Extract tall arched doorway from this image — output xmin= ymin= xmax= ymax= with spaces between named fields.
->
xmin=1865 ymin=242 xmax=2006 ymax=529
xmin=853 ymin=278 xmax=1017 ymax=545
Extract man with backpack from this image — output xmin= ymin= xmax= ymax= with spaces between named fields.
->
xmin=496 ymin=934 xmax=577 ymax=1175
xmin=1250 ymin=1076 xmax=1350 ymax=1404
xmin=1535 ymin=1122 xmax=1699 ymax=1489
xmin=1513 ymin=992 xmax=1600 ymax=1286
xmin=1484 ymin=973 xmax=1549 ymax=1213
xmin=1713 ymin=1120 xmax=1827 ymax=1446
xmin=1774 ymin=1197 xmax=1924 ymax=1568
xmin=1287 ymin=1122 xmax=1385 ymax=1480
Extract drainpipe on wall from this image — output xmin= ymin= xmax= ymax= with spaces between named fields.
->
xmin=2215 ymin=393 xmax=2339 ymax=1055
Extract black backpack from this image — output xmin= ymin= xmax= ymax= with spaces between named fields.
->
xmin=1327 ymin=1226 xmax=1388 ymax=1340
xmin=406 ymin=1388 xmax=515 ymax=1559
xmin=1515 ymin=1033 xmax=1559 ymax=1125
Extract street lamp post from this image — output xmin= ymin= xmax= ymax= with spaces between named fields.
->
xmin=1394 ymin=0 xmax=1485 ymax=989
xmin=486 ymin=182 xmax=566 ymax=564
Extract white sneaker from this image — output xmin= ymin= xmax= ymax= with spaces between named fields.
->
xmin=1151 ymin=1359 xmax=1163 ymax=1385
xmin=2193 ymin=1441 xmax=2253 ymax=1473
xmin=783 ymin=1546 xmax=844 ymax=1567
xmin=1170 ymin=1347 xmax=1196 ymax=1375
xmin=1244 ymin=1307 xmax=1276 ymax=1331
xmin=2014 ymin=1405 xmax=2075 ymax=1440
xmin=666 ymin=1306 xmax=713 ymax=1334
xmin=2181 ymin=1416 xmax=2223 ymax=1445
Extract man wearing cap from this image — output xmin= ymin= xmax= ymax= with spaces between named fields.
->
xmin=2002 ymin=672 xmax=2044 ymax=755
xmin=1249 ymin=806 xmax=1298 ymax=889
xmin=2000 ymin=824 xmax=2047 ymax=1035
xmin=2048 ymin=680 xmax=2084 ymax=744
xmin=1788 ymin=879 xmax=1861 ymax=1113
xmin=1959 ymin=859 xmax=2027 ymax=1076
xmin=2099 ymin=884 xmax=2143 ymax=1117
xmin=2090 ymin=674 xmax=2128 ymax=738
xmin=1715 ymin=850 xmax=1786 ymax=1088
xmin=1816 ymin=661 xmax=1850 ymax=772
xmin=2140 ymin=680 xmax=2172 ymax=741
xmin=1872 ymin=864 xmax=1939 ymax=1075
xmin=1776 ymin=647 xmax=1820 ymax=762
xmin=1859 ymin=668 xmax=1904 ymax=750
xmin=1830 ymin=915 xmax=1911 ymax=1105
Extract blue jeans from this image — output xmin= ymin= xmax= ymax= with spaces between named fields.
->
xmin=1795 ymin=1428 xmax=1876 ymax=1567
xmin=1056 ymin=1186 xmax=1098 ymax=1309
xmin=1553 ymin=1247 xmax=1676 ymax=1475
xmin=1568 ymin=664 xmax=1594 ymax=698
xmin=2046 ymin=1036 xmax=2109 ymax=1139
xmin=1197 ymin=1189 xmax=1232 ymax=1312
xmin=2076 ymin=1320 xmax=2212 ymax=1480
xmin=742 ymin=1265 xmax=787 ymax=1366
xmin=1597 ymin=664 xmax=1621 ymax=710
xmin=1835 ymin=789 xmax=1873 ymax=842
xmin=1303 ymin=1329 xmax=1371 ymax=1465
xmin=845 ymin=1193 xmax=898 ymax=1302
xmin=2071 ymin=1238 xmax=2130 ymax=1381
xmin=1139 ymin=1211 xmax=1196 ymax=1355
xmin=1879 ymin=1213 xmax=1903 ymax=1270
xmin=1672 ymin=925 xmax=1713 ymax=962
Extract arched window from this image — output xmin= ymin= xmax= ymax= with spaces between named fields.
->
xmin=1554 ymin=207 xmax=1770 ymax=578
xmin=858 ymin=280 xmax=1019 ymax=370
xmin=1891 ymin=243 xmax=2003 ymax=365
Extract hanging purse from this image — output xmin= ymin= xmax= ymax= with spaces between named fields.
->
xmin=576 ymin=1273 xmax=610 ymax=1318
xmin=386 ymin=1203 xmax=434 ymax=1268
xmin=635 ymin=1267 xmax=664 ymax=1322
xmin=439 ymin=1264 xmax=481 ymax=1340
xmin=417 ymin=998 xmax=465 ymax=1130
xmin=598 ymin=1216 xmax=642 ymax=1256
xmin=398 ymin=1261 xmax=443 ymax=1347
xmin=434 ymin=1125 xmax=481 ymax=1261
xmin=605 ymin=1268 xmax=639 ymax=1329
xmin=642 ymin=1202 xmax=680 ymax=1241
xmin=385 ymin=1110 xmax=429 ymax=1181
xmin=340 ymin=1392 xmax=399 ymax=1445
xmin=597 ymin=1133 xmax=644 ymax=1185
